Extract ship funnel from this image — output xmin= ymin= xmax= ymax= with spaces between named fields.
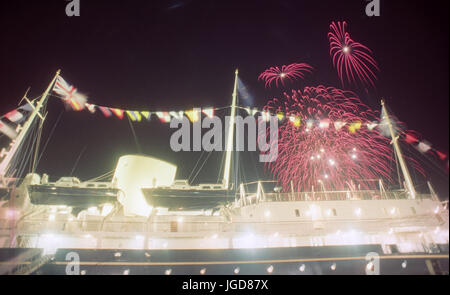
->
xmin=112 ymin=155 xmax=177 ymax=216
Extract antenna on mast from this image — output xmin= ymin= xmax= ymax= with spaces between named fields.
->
xmin=18 ymin=87 xmax=31 ymax=106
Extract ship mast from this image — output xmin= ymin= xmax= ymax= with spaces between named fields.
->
xmin=222 ymin=69 xmax=239 ymax=189
xmin=381 ymin=99 xmax=416 ymax=199
xmin=0 ymin=70 xmax=60 ymax=181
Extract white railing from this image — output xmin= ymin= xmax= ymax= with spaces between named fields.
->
xmin=237 ymin=181 xmax=433 ymax=206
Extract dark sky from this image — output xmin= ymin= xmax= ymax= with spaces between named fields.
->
xmin=1 ymin=0 xmax=448 ymax=196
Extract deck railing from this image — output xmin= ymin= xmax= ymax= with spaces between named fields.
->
xmin=236 ymin=180 xmax=434 ymax=206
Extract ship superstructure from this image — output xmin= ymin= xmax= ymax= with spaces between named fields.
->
xmin=0 ymin=70 xmax=448 ymax=275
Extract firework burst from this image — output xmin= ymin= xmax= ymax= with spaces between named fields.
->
xmin=258 ymin=63 xmax=313 ymax=88
xmin=263 ymin=85 xmax=422 ymax=192
xmin=328 ymin=21 xmax=379 ymax=88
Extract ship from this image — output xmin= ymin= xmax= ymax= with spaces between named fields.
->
xmin=0 ymin=70 xmax=448 ymax=275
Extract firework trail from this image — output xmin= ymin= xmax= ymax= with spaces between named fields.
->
xmin=263 ymin=85 xmax=423 ymax=192
xmin=328 ymin=21 xmax=379 ymax=88
xmin=258 ymin=63 xmax=313 ymax=88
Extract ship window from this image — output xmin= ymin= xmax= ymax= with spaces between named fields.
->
xmin=332 ymin=209 xmax=337 ymax=216
xmin=389 ymin=245 xmax=399 ymax=254
xmin=170 ymin=221 xmax=178 ymax=232
xmin=87 ymin=184 xmax=95 ymax=188
xmin=411 ymin=207 xmax=416 ymax=215
xmin=382 ymin=208 xmax=387 ymax=215
xmin=295 ymin=209 xmax=300 ymax=217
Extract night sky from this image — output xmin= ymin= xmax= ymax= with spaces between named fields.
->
xmin=1 ymin=0 xmax=448 ymax=197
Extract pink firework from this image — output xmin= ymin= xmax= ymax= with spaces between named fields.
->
xmin=263 ymin=85 xmax=423 ymax=192
xmin=328 ymin=21 xmax=379 ymax=88
xmin=258 ymin=63 xmax=313 ymax=88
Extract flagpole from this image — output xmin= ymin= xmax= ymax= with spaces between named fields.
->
xmin=222 ymin=69 xmax=239 ymax=189
xmin=0 ymin=70 xmax=61 ymax=180
xmin=381 ymin=99 xmax=416 ymax=199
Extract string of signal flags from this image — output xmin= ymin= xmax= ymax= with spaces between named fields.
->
xmin=45 ymin=75 xmax=448 ymax=166
xmin=53 ymin=76 xmax=381 ymax=132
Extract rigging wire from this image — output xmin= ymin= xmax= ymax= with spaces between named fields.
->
xmin=216 ymin=153 xmax=227 ymax=184
xmin=12 ymin=118 xmax=39 ymax=182
xmin=403 ymin=141 xmax=448 ymax=179
xmin=31 ymin=117 xmax=44 ymax=173
xmin=24 ymin=126 xmax=39 ymax=175
xmin=85 ymin=170 xmax=115 ymax=182
xmin=190 ymin=150 xmax=213 ymax=184
xmin=31 ymin=101 xmax=48 ymax=173
xmin=248 ymin=149 xmax=262 ymax=186
xmin=35 ymin=109 xmax=64 ymax=170
xmin=185 ymin=106 xmax=230 ymax=184
xmin=69 ymin=145 xmax=87 ymax=176
xmin=127 ymin=116 xmax=142 ymax=154
xmin=216 ymin=107 xmax=229 ymax=184
xmin=238 ymin=158 xmax=248 ymax=193
xmin=187 ymin=150 xmax=207 ymax=183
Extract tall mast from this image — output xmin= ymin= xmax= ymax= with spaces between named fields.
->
xmin=0 ymin=70 xmax=60 ymax=180
xmin=381 ymin=99 xmax=416 ymax=199
xmin=222 ymin=69 xmax=239 ymax=189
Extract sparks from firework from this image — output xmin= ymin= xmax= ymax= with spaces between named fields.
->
xmin=258 ymin=63 xmax=313 ymax=88
xmin=263 ymin=85 xmax=423 ymax=192
xmin=328 ymin=21 xmax=379 ymax=88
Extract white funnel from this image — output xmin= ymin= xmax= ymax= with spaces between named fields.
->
xmin=113 ymin=155 xmax=177 ymax=216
